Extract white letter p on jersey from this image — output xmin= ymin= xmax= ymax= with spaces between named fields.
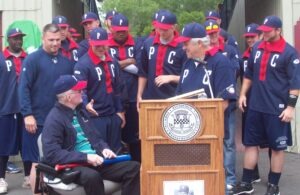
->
xmin=181 ymin=69 xmax=189 ymax=83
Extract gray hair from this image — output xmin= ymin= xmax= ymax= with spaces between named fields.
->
xmin=190 ymin=36 xmax=210 ymax=46
xmin=43 ymin=23 xmax=60 ymax=34
xmin=56 ymin=90 xmax=70 ymax=103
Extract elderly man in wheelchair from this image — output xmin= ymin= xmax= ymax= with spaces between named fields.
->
xmin=35 ymin=75 xmax=140 ymax=195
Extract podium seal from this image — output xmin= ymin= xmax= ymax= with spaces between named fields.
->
xmin=162 ymin=103 xmax=202 ymax=142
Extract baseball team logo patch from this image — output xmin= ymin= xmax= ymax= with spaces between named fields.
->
xmin=162 ymin=103 xmax=202 ymax=142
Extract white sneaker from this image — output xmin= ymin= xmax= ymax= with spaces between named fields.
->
xmin=0 ymin=178 xmax=8 ymax=194
xmin=226 ymin=184 xmax=235 ymax=190
xmin=22 ymin=176 xmax=31 ymax=189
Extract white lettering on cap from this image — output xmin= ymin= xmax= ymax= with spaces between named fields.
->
xmin=72 ymin=75 xmax=78 ymax=81
xmin=293 ymin=59 xmax=300 ymax=64
xmin=161 ymin=16 xmax=165 ymax=22
xmin=264 ymin=19 xmax=268 ymax=24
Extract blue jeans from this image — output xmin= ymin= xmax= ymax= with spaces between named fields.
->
xmin=224 ymin=102 xmax=237 ymax=188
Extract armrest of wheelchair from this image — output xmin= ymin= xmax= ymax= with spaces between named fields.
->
xmin=36 ymin=163 xmax=80 ymax=184
xmin=36 ymin=163 xmax=58 ymax=176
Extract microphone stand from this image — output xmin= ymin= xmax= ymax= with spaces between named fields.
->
xmin=194 ymin=58 xmax=214 ymax=98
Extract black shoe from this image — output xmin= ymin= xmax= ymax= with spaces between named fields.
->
xmin=265 ymin=183 xmax=280 ymax=195
xmin=251 ymin=174 xmax=261 ymax=184
xmin=230 ymin=182 xmax=254 ymax=195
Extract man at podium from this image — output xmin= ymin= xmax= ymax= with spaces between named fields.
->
xmin=175 ymin=22 xmax=237 ymax=194
xmin=175 ymin=22 xmax=236 ymax=102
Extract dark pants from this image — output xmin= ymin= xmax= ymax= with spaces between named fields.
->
xmin=73 ymin=161 xmax=140 ymax=195
xmin=90 ymin=114 xmax=122 ymax=153
xmin=122 ymin=102 xmax=141 ymax=162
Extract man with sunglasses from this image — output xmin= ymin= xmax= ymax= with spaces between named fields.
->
xmin=204 ymin=19 xmax=239 ymax=192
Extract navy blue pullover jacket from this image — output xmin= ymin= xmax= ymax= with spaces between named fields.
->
xmin=245 ymin=37 xmax=300 ymax=115
xmin=138 ymin=34 xmax=187 ymax=99
xmin=0 ymin=49 xmax=26 ymax=116
xmin=19 ymin=48 xmax=73 ymax=125
xmin=77 ymin=39 xmax=89 ymax=58
xmin=74 ymin=49 xmax=123 ymax=116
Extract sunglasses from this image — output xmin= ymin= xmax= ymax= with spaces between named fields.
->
xmin=205 ymin=24 xmax=219 ymax=31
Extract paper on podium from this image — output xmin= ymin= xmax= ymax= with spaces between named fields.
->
xmin=168 ymin=89 xmax=205 ymax=100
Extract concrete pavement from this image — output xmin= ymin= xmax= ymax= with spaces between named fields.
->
xmin=3 ymin=151 xmax=300 ymax=195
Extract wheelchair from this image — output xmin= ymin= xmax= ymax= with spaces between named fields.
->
xmin=34 ymin=134 xmax=121 ymax=195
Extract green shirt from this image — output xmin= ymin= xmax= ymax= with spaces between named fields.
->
xmin=72 ymin=114 xmax=96 ymax=154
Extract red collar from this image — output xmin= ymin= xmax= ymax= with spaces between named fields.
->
xmin=217 ymin=36 xmax=225 ymax=51
xmin=258 ymin=36 xmax=286 ymax=53
xmin=153 ymin=33 xmax=178 ymax=47
xmin=3 ymin=47 xmax=27 ymax=59
xmin=108 ymin=34 xmax=135 ymax=47
xmin=243 ymin=47 xmax=252 ymax=58
xmin=67 ymin=37 xmax=78 ymax=50
xmin=88 ymin=48 xmax=112 ymax=65
xmin=205 ymin=47 xmax=219 ymax=57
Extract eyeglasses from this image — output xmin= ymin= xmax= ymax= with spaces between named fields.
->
xmin=205 ymin=24 xmax=219 ymax=31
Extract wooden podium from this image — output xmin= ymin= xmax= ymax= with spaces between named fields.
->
xmin=139 ymin=99 xmax=225 ymax=195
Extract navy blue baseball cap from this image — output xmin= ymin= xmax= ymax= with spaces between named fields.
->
xmin=52 ymin=15 xmax=69 ymax=27
xmin=111 ymin=13 xmax=129 ymax=31
xmin=89 ymin=27 xmax=109 ymax=46
xmin=176 ymin=23 xmax=207 ymax=43
xmin=105 ymin=10 xmax=118 ymax=20
xmin=204 ymin=19 xmax=220 ymax=34
xmin=244 ymin=23 xmax=260 ymax=37
xmin=258 ymin=15 xmax=282 ymax=32
xmin=7 ymin=28 xmax=26 ymax=38
xmin=205 ymin=10 xmax=220 ymax=20
xmin=152 ymin=9 xmax=167 ymax=26
xmin=154 ymin=10 xmax=177 ymax=30
xmin=54 ymin=75 xmax=87 ymax=95
xmin=81 ymin=12 xmax=99 ymax=25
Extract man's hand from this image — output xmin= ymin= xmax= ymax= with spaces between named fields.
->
xmin=119 ymin=58 xmax=136 ymax=69
xmin=238 ymin=94 xmax=247 ymax=112
xmin=87 ymin=154 xmax=104 ymax=167
xmin=279 ymin=106 xmax=295 ymax=122
xmin=102 ymin=149 xmax=116 ymax=159
xmin=116 ymin=112 xmax=126 ymax=128
xmin=155 ymin=75 xmax=178 ymax=87
xmin=136 ymin=96 xmax=142 ymax=113
xmin=24 ymin=115 xmax=37 ymax=134
xmin=86 ymin=99 xmax=99 ymax=116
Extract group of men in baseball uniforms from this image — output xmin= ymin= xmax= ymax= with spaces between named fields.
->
xmin=0 ymin=7 xmax=299 ymax=195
